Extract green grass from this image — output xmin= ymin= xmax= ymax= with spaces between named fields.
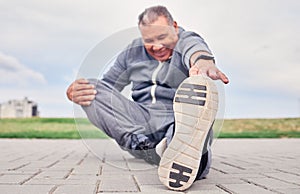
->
xmin=0 ymin=118 xmax=108 ymax=139
xmin=217 ymin=118 xmax=300 ymax=138
xmin=0 ymin=117 xmax=299 ymax=139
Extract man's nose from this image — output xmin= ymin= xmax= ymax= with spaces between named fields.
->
xmin=152 ymin=43 xmax=163 ymax=51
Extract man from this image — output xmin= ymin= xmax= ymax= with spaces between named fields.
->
xmin=67 ymin=5 xmax=229 ymax=191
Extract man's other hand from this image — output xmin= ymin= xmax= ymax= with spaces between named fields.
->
xmin=189 ymin=60 xmax=229 ymax=84
xmin=66 ymin=78 xmax=97 ymax=106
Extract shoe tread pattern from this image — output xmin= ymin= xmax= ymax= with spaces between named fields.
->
xmin=158 ymin=75 xmax=218 ymax=191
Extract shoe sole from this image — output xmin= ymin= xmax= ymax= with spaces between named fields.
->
xmin=158 ymin=75 xmax=218 ymax=191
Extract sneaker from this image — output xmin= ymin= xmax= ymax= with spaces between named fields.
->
xmin=135 ymin=138 xmax=161 ymax=165
xmin=130 ymin=135 xmax=167 ymax=165
xmin=158 ymin=75 xmax=218 ymax=191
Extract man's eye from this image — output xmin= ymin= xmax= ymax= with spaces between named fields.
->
xmin=157 ymin=35 xmax=167 ymax=40
xmin=144 ymin=39 xmax=154 ymax=43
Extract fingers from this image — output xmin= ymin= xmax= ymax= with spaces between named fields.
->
xmin=76 ymin=78 xmax=90 ymax=84
xmin=66 ymin=78 xmax=97 ymax=106
xmin=189 ymin=65 xmax=200 ymax=76
xmin=73 ymin=94 xmax=96 ymax=106
xmin=74 ymin=82 xmax=95 ymax=91
xmin=217 ymin=71 xmax=229 ymax=84
xmin=208 ymin=69 xmax=229 ymax=84
xmin=189 ymin=69 xmax=198 ymax=76
xmin=189 ymin=65 xmax=229 ymax=84
xmin=207 ymin=69 xmax=218 ymax=80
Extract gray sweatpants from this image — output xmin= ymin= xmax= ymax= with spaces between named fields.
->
xmin=82 ymin=79 xmax=212 ymax=179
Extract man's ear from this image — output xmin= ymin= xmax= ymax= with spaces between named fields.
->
xmin=173 ymin=21 xmax=179 ymax=33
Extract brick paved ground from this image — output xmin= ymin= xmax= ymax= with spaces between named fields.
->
xmin=0 ymin=138 xmax=299 ymax=194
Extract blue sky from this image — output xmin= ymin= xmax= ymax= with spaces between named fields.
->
xmin=0 ymin=0 xmax=299 ymax=118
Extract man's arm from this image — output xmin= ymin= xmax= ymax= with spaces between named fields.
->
xmin=189 ymin=51 xmax=229 ymax=84
xmin=175 ymin=29 xmax=229 ymax=84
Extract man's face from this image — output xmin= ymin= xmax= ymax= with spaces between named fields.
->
xmin=139 ymin=16 xmax=179 ymax=61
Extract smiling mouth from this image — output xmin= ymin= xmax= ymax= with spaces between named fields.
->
xmin=153 ymin=48 xmax=170 ymax=57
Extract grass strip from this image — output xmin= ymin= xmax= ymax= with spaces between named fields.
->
xmin=0 ymin=117 xmax=299 ymax=139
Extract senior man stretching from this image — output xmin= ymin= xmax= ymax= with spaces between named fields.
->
xmin=67 ymin=5 xmax=229 ymax=191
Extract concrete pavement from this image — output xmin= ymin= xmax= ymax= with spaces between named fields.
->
xmin=0 ymin=138 xmax=299 ymax=194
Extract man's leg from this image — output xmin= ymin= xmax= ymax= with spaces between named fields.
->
xmin=158 ymin=75 xmax=218 ymax=191
xmin=195 ymin=127 xmax=213 ymax=180
xmin=82 ymin=80 xmax=151 ymax=151
xmin=81 ymin=79 xmax=167 ymax=164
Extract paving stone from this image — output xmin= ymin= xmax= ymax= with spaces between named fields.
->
xmin=241 ymin=167 xmax=280 ymax=173
xmin=226 ymin=173 xmax=266 ymax=178
xmin=0 ymin=174 xmax=36 ymax=184
xmin=200 ymin=175 xmax=245 ymax=184
xmin=276 ymin=187 xmax=300 ymax=194
xmin=211 ymin=162 xmax=246 ymax=174
xmin=244 ymin=177 xmax=297 ymax=189
xmin=275 ymin=167 xmax=300 ymax=176
xmin=68 ymin=172 xmax=100 ymax=179
xmin=0 ymin=171 xmax=37 ymax=175
xmin=134 ymin=173 xmax=161 ymax=185
xmin=100 ymin=164 xmax=129 ymax=175
xmin=72 ymin=167 xmax=100 ymax=175
xmin=4 ymin=161 xmax=32 ymax=171
xmin=0 ymin=139 xmax=299 ymax=193
xmin=186 ymin=183 xmax=228 ymax=194
xmin=35 ymin=169 xmax=71 ymax=179
xmin=219 ymin=183 xmax=275 ymax=194
xmin=0 ymin=185 xmax=54 ymax=194
xmin=54 ymin=184 xmax=96 ymax=194
xmin=98 ymin=175 xmax=139 ymax=192
xmin=26 ymin=178 xmax=98 ymax=185
xmin=102 ymin=160 xmax=129 ymax=170
xmin=139 ymin=185 xmax=185 ymax=193
xmin=261 ymin=172 xmax=300 ymax=185
xmin=126 ymin=158 xmax=157 ymax=171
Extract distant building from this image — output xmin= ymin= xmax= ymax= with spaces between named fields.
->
xmin=0 ymin=97 xmax=39 ymax=118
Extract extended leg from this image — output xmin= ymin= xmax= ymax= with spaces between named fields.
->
xmin=158 ymin=75 xmax=218 ymax=191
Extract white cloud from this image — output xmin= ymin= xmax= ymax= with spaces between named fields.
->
xmin=0 ymin=52 xmax=46 ymax=86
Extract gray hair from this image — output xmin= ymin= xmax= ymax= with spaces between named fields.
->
xmin=138 ymin=5 xmax=174 ymax=26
